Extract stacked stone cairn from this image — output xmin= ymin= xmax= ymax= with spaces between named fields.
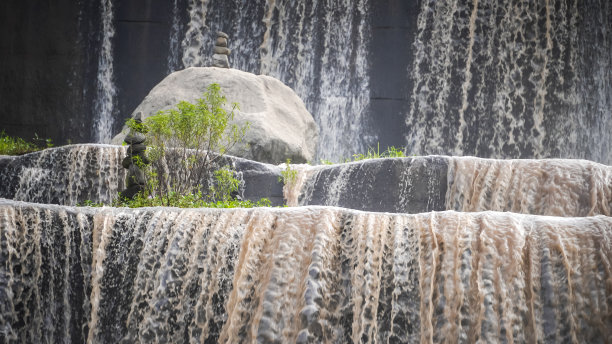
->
xmin=120 ymin=115 xmax=149 ymax=199
xmin=212 ymin=31 xmax=230 ymax=68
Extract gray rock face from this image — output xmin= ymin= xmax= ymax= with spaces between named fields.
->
xmin=213 ymin=46 xmax=231 ymax=55
xmin=111 ymin=67 xmax=319 ymax=164
xmin=0 ymin=144 xmax=284 ymax=206
xmin=287 ymin=157 xmax=449 ymax=213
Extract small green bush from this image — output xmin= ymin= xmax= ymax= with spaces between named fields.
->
xmin=278 ymin=158 xmax=298 ymax=186
xmin=0 ymin=131 xmax=51 ymax=155
xmin=352 ymin=143 xmax=406 ymax=161
xmin=121 ymin=83 xmax=259 ymax=207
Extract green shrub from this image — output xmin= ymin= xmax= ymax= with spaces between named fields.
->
xmin=211 ymin=166 xmax=241 ymax=202
xmin=77 ymin=195 xmax=272 ymax=209
xmin=0 ymin=131 xmax=50 ymax=155
xmin=120 ymin=83 xmax=270 ymax=208
xmin=278 ymin=158 xmax=298 ymax=186
xmin=352 ymin=143 xmax=406 ymax=161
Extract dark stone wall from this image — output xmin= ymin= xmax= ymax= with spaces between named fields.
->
xmin=0 ymin=0 xmax=175 ymax=145
xmin=369 ymin=0 xmax=420 ymax=150
xmin=0 ymin=0 xmax=99 ymax=144
xmin=112 ymin=0 xmax=174 ymax=135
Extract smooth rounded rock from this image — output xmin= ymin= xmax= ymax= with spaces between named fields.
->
xmin=212 ymin=54 xmax=230 ymax=68
xmin=120 ymin=184 xmax=144 ymax=199
xmin=126 ymin=165 xmax=146 ymax=186
xmin=124 ymin=132 xmax=146 ymax=144
xmin=122 ymin=156 xmax=132 ymax=169
xmin=112 ymin=67 xmax=319 ymax=163
xmin=128 ymin=143 xmax=147 ymax=154
xmin=214 ymin=46 xmax=231 ymax=55
xmin=217 ymin=31 xmax=229 ymax=39
xmin=215 ymin=37 xmax=227 ymax=47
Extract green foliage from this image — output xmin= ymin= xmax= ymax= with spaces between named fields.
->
xmin=278 ymin=158 xmax=298 ymax=186
xmin=0 ymin=131 xmax=50 ymax=155
xmin=125 ymin=118 xmax=148 ymax=134
xmin=32 ymin=133 xmax=54 ymax=149
xmin=122 ymin=83 xmax=253 ymax=207
xmin=112 ymin=192 xmax=272 ymax=208
xmin=352 ymin=143 xmax=406 ymax=161
xmin=78 ymin=194 xmax=272 ymax=208
xmin=78 ymin=199 xmax=105 ymax=207
xmin=315 ymin=144 xmax=408 ymax=165
xmin=211 ymin=166 xmax=241 ymax=202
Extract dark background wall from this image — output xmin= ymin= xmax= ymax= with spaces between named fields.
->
xmin=113 ymin=0 xmax=174 ymax=136
xmin=0 ymin=0 xmax=100 ymax=143
xmin=369 ymin=0 xmax=419 ymax=151
xmin=0 ymin=0 xmax=175 ymax=145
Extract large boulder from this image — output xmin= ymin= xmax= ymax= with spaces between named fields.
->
xmin=112 ymin=67 xmax=318 ymax=164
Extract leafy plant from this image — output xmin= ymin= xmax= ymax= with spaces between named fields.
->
xmin=0 ymin=131 xmax=51 ymax=155
xmin=110 ymin=192 xmax=271 ymax=208
xmin=124 ymin=83 xmax=254 ymax=207
xmin=278 ymin=158 xmax=298 ymax=186
xmin=78 ymin=199 xmax=105 ymax=207
xmin=211 ymin=166 xmax=241 ymax=202
xmin=352 ymin=143 xmax=406 ymax=161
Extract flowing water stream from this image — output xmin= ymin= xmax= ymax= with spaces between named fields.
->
xmin=0 ymin=201 xmax=610 ymax=343
xmin=92 ymin=0 xmax=117 ymax=144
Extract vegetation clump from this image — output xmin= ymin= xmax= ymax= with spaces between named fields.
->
xmin=317 ymin=144 xmax=408 ymax=165
xmin=0 ymin=131 xmax=53 ymax=155
xmin=119 ymin=83 xmax=269 ymax=209
xmin=278 ymin=158 xmax=298 ymax=186
xmin=80 ymin=195 xmax=272 ymax=209
xmin=352 ymin=143 xmax=406 ymax=161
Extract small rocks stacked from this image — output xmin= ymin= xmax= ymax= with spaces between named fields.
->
xmin=212 ymin=31 xmax=230 ymax=68
xmin=120 ymin=116 xmax=150 ymax=199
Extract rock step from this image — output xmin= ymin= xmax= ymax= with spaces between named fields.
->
xmin=1 ymin=145 xmax=610 ymax=217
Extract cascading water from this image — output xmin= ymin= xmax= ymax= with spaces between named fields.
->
xmin=92 ymin=0 xmax=117 ymax=144
xmin=1 ymin=201 xmax=610 ymax=343
xmin=445 ymin=156 xmax=612 ymax=216
xmin=257 ymin=0 xmax=372 ymax=160
xmin=0 ymin=145 xmax=126 ymax=206
xmin=173 ymin=0 xmax=372 ymax=160
xmin=2 ymin=145 xmax=611 ymax=217
xmin=167 ymin=0 xmax=184 ymax=74
xmin=407 ymin=0 xmax=612 ymax=164
xmin=283 ymin=156 xmax=612 ymax=217
xmin=181 ymin=0 xmax=210 ymax=68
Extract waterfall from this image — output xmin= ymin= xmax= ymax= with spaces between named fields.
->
xmin=178 ymin=0 xmax=372 ymax=161
xmin=284 ymin=156 xmax=612 ymax=217
xmin=0 ymin=145 xmax=126 ymax=206
xmin=1 ymin=201 xmax=610 ymax=342
xmin=407 ymin=0 xmax=612 ymax=164
xmin=446 ymin=156 xmax=612 ymax=216
xmin=181 ymin=0 xmax=209 ymax=68
xmin=258 ymin=0 xmax=372 ymax=160
xmin=92 ymin=0 xmax=117 ymax=144
xmin=167 ymin=0 xmax=184 ymax=73
xmin=2 ymin=145 xmax=611 ymax=216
